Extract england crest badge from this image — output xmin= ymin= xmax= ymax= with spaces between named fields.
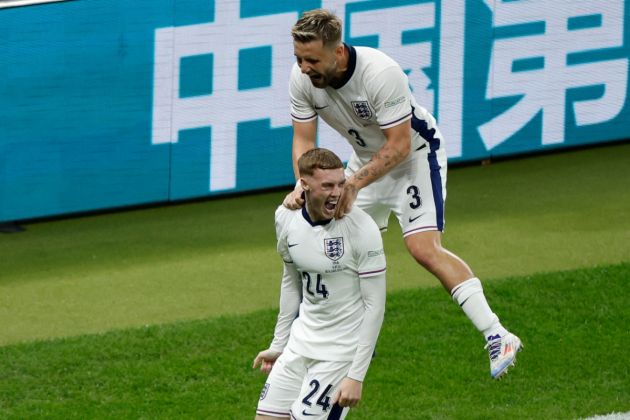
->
xmin=324 ymin=237 xmax=344 ymax=261
xmin=351 ymin=101 xmax=372 ymax=120
xmin=259 ymin=383 xmax=270 ymax=400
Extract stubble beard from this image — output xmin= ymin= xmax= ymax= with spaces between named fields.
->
xmin=310 ymin=59 xmax=339 ymax=89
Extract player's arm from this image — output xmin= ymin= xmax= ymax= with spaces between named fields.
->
xmin=283 ymin=119 xmax=317 ymax=209
xmin=335 ymin=120 xmax=411 ymax=218
xmin=253 ymin=261 xmax=302 ymax=374
xmin=292 ymin=119 xmax=317 ymax=180
xmin=333 ymin=271 xmax=386 ymax=407
xmin=254 ymin=208 xmax=302 ymax=374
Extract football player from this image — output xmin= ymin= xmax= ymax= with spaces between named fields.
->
xmin=254 ymin=148 xmax=386 ymax=419
xmin=283 ymin=9 xmax=521 ymax=380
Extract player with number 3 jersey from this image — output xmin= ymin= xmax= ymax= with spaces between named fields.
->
xmin=283 ymin=9 xmax=522 ymax=381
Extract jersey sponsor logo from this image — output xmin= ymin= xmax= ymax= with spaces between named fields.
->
xmin=385 ymin=96 xmax=405 ymax=108
xmin=260 ymin=382 xmax=270 ymax=400
xmin=288 ymin=243 xmax=299 ymax=248
xmin=351 ymin=100 xmax=372 ymax=120
xmin=324 ymin=237 xmax=344 ymax=261
xmin=368 ymin=248 xmax=384 ymax=258
xmin=302 ymin=410 xmax=317 ymax=416
xmin=408 ymin=214 xmax=422 ymax=223
xmin=314 ymin=104 xmax=329 ymax=110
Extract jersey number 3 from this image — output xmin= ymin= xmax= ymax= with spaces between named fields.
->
xmin=407 ymin=185 xmax=422 ymax=209
xmin=347 ymin=129 xmax=366 ymax=147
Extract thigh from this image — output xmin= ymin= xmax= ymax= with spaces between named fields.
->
xmin=347 ymin=165 xmax=394 ymax=231
xmin=290 ymin=359 xmax=351 ymax=420
xmin=354 ymin=185 xmax=392 ymax=232
xmin=257 ymin=348 xmax=307 ymax=418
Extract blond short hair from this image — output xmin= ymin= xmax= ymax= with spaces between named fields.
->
xmin=298 ymin=148 xmax=344 ymax=177
xmin=291 ymin=9 xmax=342 ymax=49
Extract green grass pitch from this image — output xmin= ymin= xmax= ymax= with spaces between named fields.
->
xmin=0 ymin=142 xmax=629 ymax=418
xmin=0 ymin=264 xmax=628 ymax=418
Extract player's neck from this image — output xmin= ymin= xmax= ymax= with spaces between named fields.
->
xmin=329 ymin=44 xmax=350 ymax=89
xmin=302 ymin=205 xmax=332 ymax=226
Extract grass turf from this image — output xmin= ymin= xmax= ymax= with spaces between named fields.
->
xmin=0 ymin=142 xmax=628 ymax=346
xmin=0 ymin=263 xmax=628 ymax=419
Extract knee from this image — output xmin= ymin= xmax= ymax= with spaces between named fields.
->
xmin=407 ymin=239 xmax=444 ymax=271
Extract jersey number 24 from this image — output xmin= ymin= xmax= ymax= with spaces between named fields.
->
xmin=302 ymin=272 xmax=329 ymax=299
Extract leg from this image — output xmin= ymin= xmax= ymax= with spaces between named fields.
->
xmin=290 ymin=359 xmax=351 ymax=420
xmin=256 ymin=349 xmax=304 ymax=419
xmin=396 ymin=117 xmax=521 ymax=377
xmin=403 ymin=230 xmax=472 ymax=292
xmin=405 ymin=230 xmax=522 ymax=379
xmin=404 ymin=230 xmax=504 ymax=335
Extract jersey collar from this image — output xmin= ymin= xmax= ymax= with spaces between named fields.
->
xmin=301 ymin=206 xmax=332 ymax=227
xmin=331 ymin=43 xmax=356 ymax=90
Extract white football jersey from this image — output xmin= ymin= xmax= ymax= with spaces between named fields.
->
xmin=290 ymin=44 xmax=440 ymax=164
xmin=275 ymin=205 xmax=386 ymax=362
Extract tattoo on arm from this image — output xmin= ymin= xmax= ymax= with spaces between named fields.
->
xmin=352 ymin=136 xmax=408 ymax=188
xmin=357 ymin=148 xmax=402 ymax=181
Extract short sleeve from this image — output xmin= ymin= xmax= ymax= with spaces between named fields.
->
xmin=289 ymin=63 xmax=318 ymax=123
xmin=370 ymin=66 xmax=413 ymax=130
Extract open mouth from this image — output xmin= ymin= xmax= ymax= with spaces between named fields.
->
xmin=324 ymin=200 xmax=337 ymax=211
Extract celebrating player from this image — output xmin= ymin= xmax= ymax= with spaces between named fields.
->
xmin=283 ymin=9 xmax=521 ymax=379
xmin=254 ymin=148 xmax=386 ymax=419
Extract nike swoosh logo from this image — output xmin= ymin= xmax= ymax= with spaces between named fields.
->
xmin=408 ymin=215 xmax=421 ymax=223
xmin=314 ymin=105 xmax=328 ymax=110
xmin=302 ymin=410 xmax=317 ymax=416
xmin=288 ymin=243 xmax=299 ymax=248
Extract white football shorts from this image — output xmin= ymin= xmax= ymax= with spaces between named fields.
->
xmin=345 ymin=144 xmax=448 ymax=237
xmin=256 ymin=347 xmax=351 ymax=419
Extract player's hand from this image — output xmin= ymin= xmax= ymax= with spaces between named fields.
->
xmin=334 ymin=181 xmax=358 ymax=219
xmin=282 ymin=183 xmax=304 ymax=209
xmin=332 ymin=377 xmax=363 ymax=408
xmin=252 ymin=349 xmax=281 ymax=374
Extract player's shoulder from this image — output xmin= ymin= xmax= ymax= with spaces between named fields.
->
xmin=290 ymin=62 xmax=301 ymax=78
xmin=354 ymin=46 xmax=399 ymax=71
xmin=275 ymin=205 xmax=301 ymax=234
xmin=353 ymin=46 xmax=405 ymax=91
xmin=275 ymin=204 xmax=299 ymax=224
xmin=344 ymin=206 xmax=381 ymax=233
xmin=340 ymin=208 xmax=384 ymax=252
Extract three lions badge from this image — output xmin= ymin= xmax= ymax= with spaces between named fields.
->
xmin=351 ymin=101 xmax=372 ymax=120
xmin=324 ymin=237 xmax=344 ymax=261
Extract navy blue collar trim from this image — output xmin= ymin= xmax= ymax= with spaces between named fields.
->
xmin=332 ymin=43 xmax=356 ymax=89
xmin=301 ymin=206 xmax=332 ymax=226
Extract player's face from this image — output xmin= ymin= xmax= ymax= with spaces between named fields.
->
xmin=294 ymin=40 xmax=344 ymax=88
xmin=302 ymin=167 xmax=345 ymax=221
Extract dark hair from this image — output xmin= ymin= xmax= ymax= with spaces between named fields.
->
xmin=298 ymin=148 xmax=344 ymax=177
xmin=291 ymin=9 xmax=342 ymax=49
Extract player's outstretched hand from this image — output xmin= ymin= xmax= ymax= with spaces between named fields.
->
xmin=334 ymin=182 xmax=358 ymax=219
xmin=252 ymin=349 xmax=281 ymax=374
xmin=332 ymin=377 xmax=363 ymax=408
xmin=282 ymin=183 xmax=304 ymax=209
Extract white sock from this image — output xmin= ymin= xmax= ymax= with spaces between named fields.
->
xmin=451 ymin=277 xmax=507 ymax=340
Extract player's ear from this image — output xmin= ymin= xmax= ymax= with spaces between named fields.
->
xmin=334 ymin=43 xmax=344 ymax=57
xmin=299 ymin=178 xmax=309 ymax=191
